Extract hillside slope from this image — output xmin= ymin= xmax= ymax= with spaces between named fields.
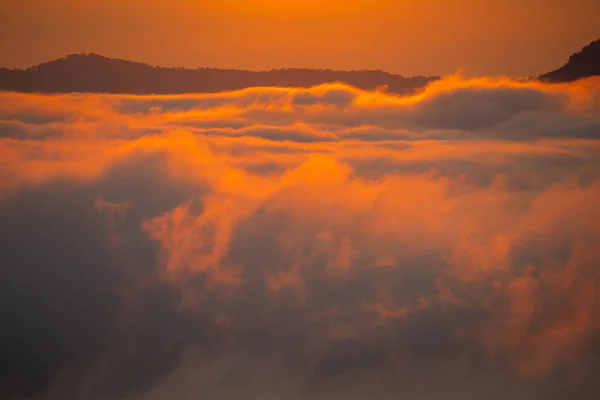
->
xmin=0 ymin=53 xmax=438 ymax=95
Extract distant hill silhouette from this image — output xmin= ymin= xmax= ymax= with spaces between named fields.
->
xmin=539 ymin=39 xmax=600 ymax=82
xmin=0 ymin=53 xmax=439 ymax=95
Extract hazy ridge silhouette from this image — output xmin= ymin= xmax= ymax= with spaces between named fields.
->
xmin=0 ymin=53 xmax=438 ymax=95
xmin=0 ymin=39 xmax=598 ymax=95
xmin=539 ymin=39 xmax=600 ymax=82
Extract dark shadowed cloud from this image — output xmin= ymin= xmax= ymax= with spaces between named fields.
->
xmin=1 ymin=77 xmax=600 ymax=399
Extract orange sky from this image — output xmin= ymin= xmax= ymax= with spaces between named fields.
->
xmin=1 ymin=0 xmax=599 ymax=76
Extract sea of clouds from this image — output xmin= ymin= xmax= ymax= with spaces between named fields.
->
xmin=1 ymin=76 xmax=600 ymax=400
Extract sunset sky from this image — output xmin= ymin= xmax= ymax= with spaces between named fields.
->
xmin=2 ymin=2 xmax=600 ymax=400
xmin=1 ymin=0 xmax=599 ymax=76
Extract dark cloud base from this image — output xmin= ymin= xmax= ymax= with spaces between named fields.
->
xmin=1 ymin=77 xmax=600 ymax=399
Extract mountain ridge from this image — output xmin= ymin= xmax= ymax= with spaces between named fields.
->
xmin=0 ymin=53 xmax=438 ymax=95
xmin=2 ymin=39 xmax=600 ymax=95
xmin=539 ymin=39 xmax=600 ymax=82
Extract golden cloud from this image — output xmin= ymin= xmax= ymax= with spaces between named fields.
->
xmin=1 ymin=77 xmax=600 ymax=399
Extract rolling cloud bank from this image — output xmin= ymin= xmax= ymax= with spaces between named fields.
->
xmin=2 ymin=76 xmax=600 ymax=399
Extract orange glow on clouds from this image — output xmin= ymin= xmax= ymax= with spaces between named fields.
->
xmin=1 ymin=76 xmax=600 ymax=398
